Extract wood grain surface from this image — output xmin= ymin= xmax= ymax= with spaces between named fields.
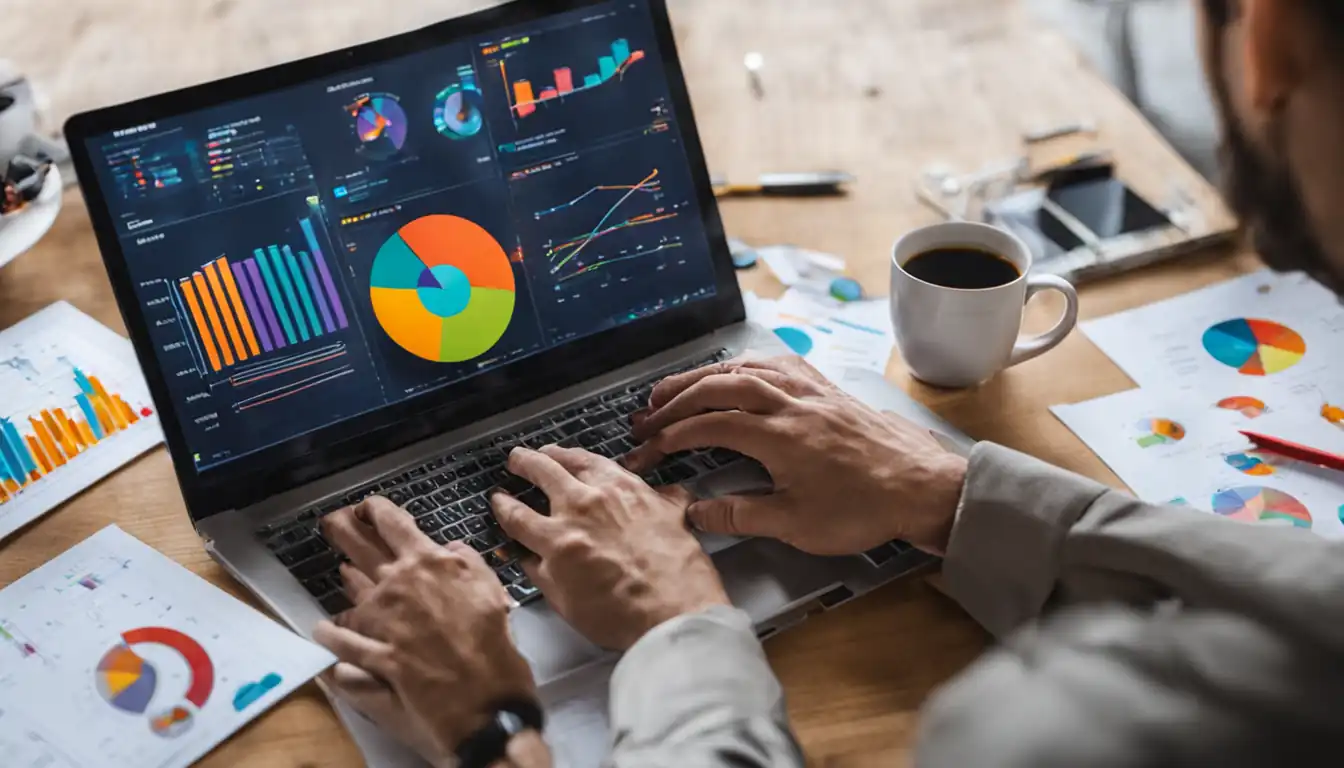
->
xmin=0 ymin=1 xmax=1256 ymax=765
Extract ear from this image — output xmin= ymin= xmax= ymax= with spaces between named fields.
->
xmin=1243 ymin=0 xmax=1306 ymax=112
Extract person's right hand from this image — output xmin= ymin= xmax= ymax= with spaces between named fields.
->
xmin=491 ymin=445 xmax=730 ymax=651
xmin=625 ymin=355 xmax=969 ymax=555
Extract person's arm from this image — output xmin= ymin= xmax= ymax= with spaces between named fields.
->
xmin=945 ymin=442 xmax=1344 ymax=649
xmin=604 ymin=607 xmax=803 ymax=768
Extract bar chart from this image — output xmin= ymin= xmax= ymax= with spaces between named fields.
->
xmin=0 ymin=368 xmax=151 ymax=504
xmin=176 ymin=217 xmax=349 ymax=373
xmin=499 ymin=38 xmax=646 ymax=119
xmin=0 ymin=303 xmax=162 ymax=537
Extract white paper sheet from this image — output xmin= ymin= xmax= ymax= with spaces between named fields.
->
xmin=0 ymin=526 xmax=335 ymax=768
xmin=0 ymin=302 xmax=164 ymax=541
xmin=1053 ymin=387 xmax=1344 ymax=539
xmin=743 ymin=290 xmax=895 ymax=377
xmin=1083 ymin=269 xmax=1344 ymax=393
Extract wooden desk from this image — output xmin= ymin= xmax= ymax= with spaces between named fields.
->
xmin=0 ymin=0 xmax=1252 ymax=765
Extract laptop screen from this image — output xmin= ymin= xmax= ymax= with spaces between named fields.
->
xmin=78 ymin=0 xmax=720 ymax=473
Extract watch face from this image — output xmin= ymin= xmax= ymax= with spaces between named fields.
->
xmin=497 ymin=710 xmax=527 ymax=735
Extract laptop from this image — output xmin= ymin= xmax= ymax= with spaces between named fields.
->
xmin=65 ymin=0 xmax=970 ymax=760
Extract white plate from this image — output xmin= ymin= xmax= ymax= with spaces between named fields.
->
xmin=0 ymin=163 xmax=62 ymax=270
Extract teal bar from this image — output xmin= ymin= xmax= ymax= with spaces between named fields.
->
xmin=283 ymin=245 xmax=323 ymax=338
xmin=255 ymin=249 xmax=297 ymax=344
xmin=268 ymin=245 xmax=310 ymax=341
xmin=598 ymin=56 xmax=617 ymax=82
xmin=583 ymin=73 xmax=602 ymax=89
xmin=612 ymin=39 xmax=630 ymax=66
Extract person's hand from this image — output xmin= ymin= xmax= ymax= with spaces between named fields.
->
xmin=492 ymin=445 xmax=730 ymax=651
xmin=625 ymin=355 xmax=968 ymax=556
xmin=313 ymin=498 xmax=549 ymax=768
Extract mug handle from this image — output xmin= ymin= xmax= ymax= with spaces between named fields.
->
xmin=1007 ymin=274 xmax=1080 ymax=367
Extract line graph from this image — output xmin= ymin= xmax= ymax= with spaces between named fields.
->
xmin=534 ymin=178 xmax=662 ymax=220
xmin=543 ymin=169 xmax=679 ymax=273
xmin=556 ymin=240 xmax=684 ymax=284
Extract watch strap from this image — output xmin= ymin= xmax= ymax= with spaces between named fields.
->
xmin=455 ymin=698 xmax=545 ymax=768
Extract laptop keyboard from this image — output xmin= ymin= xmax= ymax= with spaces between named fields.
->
xmin=256 ymin=350 xmax=740 ymax=614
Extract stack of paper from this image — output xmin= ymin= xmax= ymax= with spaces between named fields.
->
xmin=1054 ymin=269 xmax=1344 ymax=539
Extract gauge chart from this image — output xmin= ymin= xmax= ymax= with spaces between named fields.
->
xmin=370 ymin=214 xmax=516 ymax=363
xmin=346 ymin=93 xmax=408 ymax=160
xmin=433 ymin=66 xmax=486 ymax=140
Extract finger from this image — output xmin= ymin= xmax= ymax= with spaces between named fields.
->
xmin=322 ymin=508 xmax=395 ymax=579
xmin=492 ymin=491 xmax=560 ymax=555
xmin=339 ymin=562 xmax=376 ymax=604
xmin=356 ymin=496 xmax=434 ymax=558
xmin=516 ymin=554 xmax=556 ymax=597
xmin=507 ymin=447 xmax=589 ymax=496
xmin=539 ymin=444 xmax=628 ymax=483
xmin=633 ymin=374 xmax=791 ymax=441
xmin=624 ymin=411 xmax=779 ymax=473
xmin=312 ymin=620 xmax=396 ymax=679
xmin=735 ymin=356 xmax=833 ymax=387
xmin=730 ymin=366 xmax=831 ymax=398
xmin=656 ymin=483 xmax=697 ymax=508
xmin=687 ymin=494 xmax=790 ymax=539
xmin=321 ymin=662 xmax=401 ymax=725
xmin=648 ymin=360 xmax=740 ymax=409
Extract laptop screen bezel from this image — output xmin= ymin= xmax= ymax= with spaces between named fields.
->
xmin=64 ymin=0 xmax=743 ymax=523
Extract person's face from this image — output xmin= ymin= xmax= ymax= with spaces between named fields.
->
xmin=1195 ymin=0 xmax=1344 ymax=293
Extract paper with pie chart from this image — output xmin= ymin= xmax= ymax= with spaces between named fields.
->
xmin=1053 ymin=386 xmax=1344 ymax=540
xmin=1083 ymin=269 xmax=1344 ymax=393
xmin=370 ymin=214 xmax=517 ymax=363
xmin=0 ymin=526 xmax=333 ymax=768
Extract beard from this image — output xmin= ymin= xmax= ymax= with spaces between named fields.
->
xmin=1213 ymin=79 xmax=1341 ymax=294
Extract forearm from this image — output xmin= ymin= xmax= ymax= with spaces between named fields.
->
xmin=942 ymin=442 xmax=1344 ymax=650
xmin=605 ymin=606 xmax=804 ymax=768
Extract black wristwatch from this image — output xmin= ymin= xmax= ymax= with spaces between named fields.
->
xmin=455 ymin=698 xmax=545 ymax=768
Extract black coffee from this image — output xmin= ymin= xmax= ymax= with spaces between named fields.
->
xmin=902 ymin=247 xmax=1021 ymax=289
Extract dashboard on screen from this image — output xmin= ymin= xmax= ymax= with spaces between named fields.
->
xmin=81 ymin=0 xmax=719 ymax=474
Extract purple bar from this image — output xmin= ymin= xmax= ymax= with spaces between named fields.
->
xmin=299 ymin=251 xmax=337 ymax=334
xmin=300 ymin=217 xmax=349 ymax=329
xmin=231 ymin=261 xmax=274 ymax=352
xmin=244 ymin=257 xmax=287 ymax=349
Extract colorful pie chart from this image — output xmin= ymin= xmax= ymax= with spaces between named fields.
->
xmin=1134 ymin=417 xmax=1185 ymax=448
xmin=96 ymin=644 xmax=159 ymax=714
xmin=1216 ymin=396 xmax=1268 ymax=419
xmin=1202 ymin=318 xmax=1305 ymax=376
xmin=1223 ymin=450 xmax=1278 ymax=476
xmin=772 ymin=326 xmax=813 ymax=356
xmin=1211 ymin=486 xmax=1312 ymax=528
xmin=370 ymin=215 xmax=516 ymax=363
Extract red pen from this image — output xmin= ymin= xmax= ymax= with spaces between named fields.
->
xmin=1239 ymin=431 xmax=1344 ymax=473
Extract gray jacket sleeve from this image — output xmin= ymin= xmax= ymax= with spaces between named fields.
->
xmin=602 ymin=605 xmax=803 ymax=768
xmin=921 ymin=442 xmax=1344 ymax=767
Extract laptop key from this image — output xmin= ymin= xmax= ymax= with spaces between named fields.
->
xmin=467 ymin=537 xmax=491 ymax=552
xmin=577 ymin=430 xmax=603 ymax=448
xmin=291 ymin=551 xmax=342 ymax=581
xmin=319 ymin=592 xmax=353 ymax=615
xmin=464 ymin=516 xmax=487 ymax=535
xmin=515 ymin=487 xmax=550 ymax=515
xmin=410 ymin=480 xmax=437 ymax=496
xmin=385 ymin=487 xmax=411 ymax=505
xmin=406 ymin=499 xmax=429 ymax=516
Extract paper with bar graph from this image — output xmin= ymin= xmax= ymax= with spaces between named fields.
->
xmin=0 ymin=303 xmax=162 ymax=540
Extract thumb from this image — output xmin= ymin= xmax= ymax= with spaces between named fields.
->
xmin=687 ymin=494 xmax=787 ymax=538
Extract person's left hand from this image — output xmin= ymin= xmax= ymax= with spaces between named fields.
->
xmin=313 ymin=498 xmax=548 ymax=768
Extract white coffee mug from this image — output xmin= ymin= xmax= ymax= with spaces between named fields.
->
xmin=891 ymin=221 xmax=1079 ymax=388
xmin=0 ymin=76 xmax=37 ymax=165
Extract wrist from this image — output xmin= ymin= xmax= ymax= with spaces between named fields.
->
xmin=902 ymin=454 xmax=967 ymax=555
xmin=497 ymin=729 xmax=550 ymax=768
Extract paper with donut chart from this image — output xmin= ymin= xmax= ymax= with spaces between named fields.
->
xmin=0 ymin=525 xmax=334 ymax=768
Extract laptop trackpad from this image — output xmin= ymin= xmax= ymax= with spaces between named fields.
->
xmin=688 ymin=459 xmax=774 ymax=554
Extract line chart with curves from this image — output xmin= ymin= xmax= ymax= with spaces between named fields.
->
xmin=542 ymin=169 xmax=679 ymax=275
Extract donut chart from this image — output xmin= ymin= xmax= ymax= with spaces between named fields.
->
xmin=370 ymin=215 xmax=516 ymax=362
xmin=1211 ymin=486 xmax=1312 ymax=528
xmin=1202 ymin=318 xmax=1305 ymax=376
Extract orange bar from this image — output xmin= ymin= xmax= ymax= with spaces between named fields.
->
xmin=2 ymin=478 xmax=18 ymax=493
xmin=180 ymin=279 xmax=223 ymax=372
xmin=192 ymin=273 xmax=235 ymax=367
xmin=0 ymin=486 xmax=9 ymax=503
xmin=89 ymin=376 xmax=129 ymax=431
xmin=203 ymin=262 xmax=249 ymax=363
xmin=90 ymin=398 xmax=116 ymax=436
xmin=513 ymin=79 xmax=535 ymax=106
xmin=76 ymin=420 xmax=97 ymax=447
xmin=43 ymin=410 xmax=77 ymax=459
xmin=25 ymin=435 xmax=52 ymax=474
xmin=114 ymin=396 xmax=139 ymax=424
xmin=30 ymin=418 xmax=66 ymax=468
xmin=215 ymin=257 xmax=261 ymax=356
xmin=60 ymin=410 xmax=87 ymax=449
